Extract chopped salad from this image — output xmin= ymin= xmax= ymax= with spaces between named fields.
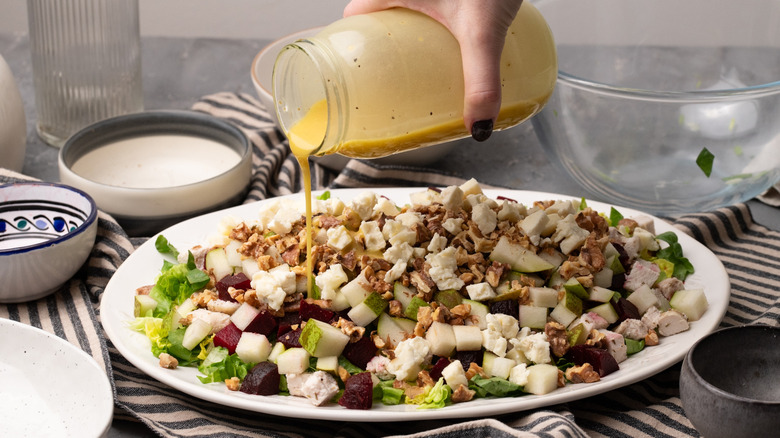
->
xmin=131 ymin=179 xmax=708 ymax=410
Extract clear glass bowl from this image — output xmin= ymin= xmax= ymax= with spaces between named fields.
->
xmin=531 ymin=0 xmax=780 ymax=214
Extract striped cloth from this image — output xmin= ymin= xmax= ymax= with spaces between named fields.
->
xmin=2 ymin=92 xmax=778 ymax=438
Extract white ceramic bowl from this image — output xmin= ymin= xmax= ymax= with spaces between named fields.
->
xmin=0 ymin=318 xmax=114 ymax=437
xmin=59 ymin=110 xmax=253 ymax=236
xmin=0 ymin=182 xmax=98 ymax=302
xmin=251 ymin=28 xmax=457 ymax=170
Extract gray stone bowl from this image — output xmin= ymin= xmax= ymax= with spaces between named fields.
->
xmin=680 ymin=324 xmax=780 ymax=438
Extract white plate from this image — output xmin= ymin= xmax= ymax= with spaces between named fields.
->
xmin=101 ymin=188 xmax=730 ymax=422
xmin=0 ymin=318 xmax=114 ymax=437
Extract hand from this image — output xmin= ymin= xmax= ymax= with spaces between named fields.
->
xmin=343 ymin=0 xmax=524 ymax=141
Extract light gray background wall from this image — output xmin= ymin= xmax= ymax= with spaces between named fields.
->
xmin=0 ymin=0 xmax=351 ymax=40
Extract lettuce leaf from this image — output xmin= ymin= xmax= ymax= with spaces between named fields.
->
xmin=416 ymin=378 xmax=451 ymax=409
xmin=654 ymin=231 xmax=695 ymax=280
xmin=470 ymin=375 xmax=525 ymax=397
xmin=129 ymin=317 xmax=170 ymax=357
xmin=197 ymin=348 xmax=254 ymax=384
xmin=148 ymin=259 xmax=209 ymax=318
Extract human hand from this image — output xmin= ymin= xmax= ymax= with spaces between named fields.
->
xmin=343 ymin=0 xmax=524 ymax=141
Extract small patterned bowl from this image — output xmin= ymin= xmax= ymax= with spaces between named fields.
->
xmin=0 ymin=182 xmax=98 ymax=302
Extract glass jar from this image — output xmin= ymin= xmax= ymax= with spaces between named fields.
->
xmin=273 ymin=3 xmax=557 ymax=159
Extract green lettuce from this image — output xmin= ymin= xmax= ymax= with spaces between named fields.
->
xmin=415 ymin=378 xmax=452 ymax=409
xmin=197 ymin=347 xmax=254 ymax=384
xmin=470 ymin=375 xmax=525 ymax=398
xmin=148 ymin=254 xmax=209 ymax=318
xmin=129 ymin=317 xmax=170 ymax=357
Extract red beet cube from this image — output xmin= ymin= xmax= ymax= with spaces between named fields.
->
xmin=566 ymin=345 xmax=620 ymax=377
xmin=240 ymin=362 xmax=280 ymax=396
xmin=429 ymin=357 xmax=451 ymax=382
xmin=342 ymin=336 xmax=378 ymax=369
xmin=244 ymin=310 xmax=278 ymax=336
xmin=213 ymin=322 xmax=243 ymax=355
xmin=299 ymin=299 xmax=336 ymax=323
xmin=277 ymin=327 xmax=302 ymax=349
xmin=338 ymin=372 xmax=373 ymax=410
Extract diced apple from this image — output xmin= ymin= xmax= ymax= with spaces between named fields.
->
xmin=524 ymin=364 xmax=560 ymax=395
xmin=347 ymin=292 xmax=388 ymax=327
xmin=340 ymin=272 xmax=372 ymax=307
xmin=528 ymin=287 xmax=559 ymax=308
xmin=587 ymin=302 xmax=619 ymax=324
xmin=589 ymin=286 xmax=616 ymax=303
xmin=376 ymin=313 xmax=416 ymax=347
xmin=452 ymin=325 xmax=483 ymax=351
xmin=235 ymin=332 xmax=273 ymax=364
xmin=205 ymin=247 xmax=233 ymax=281
xmin=299 ymin=318 xmax=350 ymax=357
xmin=276 ymin=347 xmax=311 ymax=374
xmin=669 ymin=289 xmax=709 ymax=321
xmin=230 ymin=302 xmax=260 ymax=331
xmin=182 ymin=318 xmax=212 ymax=350
xmin=518 ymin=305 xmax=548 ymax=329
xmin=626 ymin=284 xmax=659 ymax=315
xmin=489 ymin=236 xmax=555 ymax=273
xmin=425 ymin=321 xmax=457 ymax=357
xmin=134 ymin=294 xmax=157 ymax=317
xmin=462 ymin=299 xmax=488 ymax=330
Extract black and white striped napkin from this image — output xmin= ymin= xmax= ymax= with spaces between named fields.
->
xmin=1 ymin=92 xmax=778 ymax=438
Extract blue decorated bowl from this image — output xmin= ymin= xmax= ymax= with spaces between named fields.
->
xmin=0 ymin=182 xmax=98 ymax=302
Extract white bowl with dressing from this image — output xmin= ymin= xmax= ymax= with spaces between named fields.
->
xmin=59 ymin=110 xmax=252 ymax=236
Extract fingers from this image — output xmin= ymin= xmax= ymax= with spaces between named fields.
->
xmin=457 ymin=31 xmax=504 ymax=141
xmin=344 ymin=0 xmax=403 ymax=17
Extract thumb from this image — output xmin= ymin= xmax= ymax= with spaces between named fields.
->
xmin=458 ymin=32 xmax=505 ymax=141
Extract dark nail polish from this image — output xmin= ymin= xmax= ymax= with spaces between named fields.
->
xmin=471 ymin=119 xmax=493 ymax=142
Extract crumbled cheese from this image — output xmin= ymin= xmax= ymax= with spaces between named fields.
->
xmin=359 ymin=221 xmax=386 ymax=251
xmin=552 ymin=214 xmax=589 ymax=255
xmin=427 ymin=233 xmax=448 ymax=254
xmin=459 ymin=178 xmax=483 ymax=197
xmin=442 ymin=217 xmax=464 ymax=235
xmin=466 ymin=193 xmax=498 ymax=210
xmin=350 ymin=191 xmax=377 ymax=221
xmin=497 ymin=201 xmax=525 ymax=222
xmin=326 ymin=225 xmax=353 ymax=251
xmin=387 ymin=336 xmax=432 ymax=381
xmin=382 ymin=219 xmax=416 ymax=246
xmin=425 ymin=246 xmax=464 ymax=291
xmin=383 ymin=242 xmax=414 ymax=265
xmin=269 ymin=264 xmax=297 ymax=294
xmin=513 ymin=332 xmax=551 ymax=364
xmin=545 ymin=199 xmax=576 ymax=217
xmin=256 ymin=200 xmax=281 ymax=230
xmin=466 ymin=282 xmax=497 ymax=301
xmin=189 ymin=309 xmax=231 ymax=333
xmin=315 ymin=264 xmax=348 ymax=300
xmin=486 ymin=313 xmax=520 ymax=339
xmin=313 ymin=197 xmax=345 ymax=216
xmin=373 ymin=197 xmax=399 ymax=218
xmin=409 ymin=189 xmax=441 ymax=207
xmin=508 ymin=363 xmax=530 ymax=386
xmin=251 ymin=271 xmax=288 ymax=311
xmin=471 ymin=203 xmax=498 ymax=235
xmin=481 ymin=327 xmax=508 ymax=357
xmin=268 ymin=206 xmax=302 ymax=236
xmin=366 ymin=355 xmax=393 ymax=380
xmin=440 ymin=185 xmax=464 ymax=211
xmin=300 ymin=371 xmax=340 ymax=406
xmin=395 ymin=211 xmax=423 ymax=228
xmin=384 ymin=260 xmax=407 ymax=284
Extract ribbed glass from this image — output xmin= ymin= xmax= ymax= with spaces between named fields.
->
xmin=27 ymin=0 xmax=143 ymax=147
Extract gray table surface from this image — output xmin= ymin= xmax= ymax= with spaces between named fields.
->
xmin=2 ymin=33 xmax=778 ymax=437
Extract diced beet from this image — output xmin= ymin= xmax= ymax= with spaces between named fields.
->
xmin=244 ymin=310 xmax=278 ymax=336
xmin=490 ymin=299 xmax=519 ymax=319
xmin=277 ymin=327 xmax=302 ymax=348
xmin=610 ymin=273 xmax=626 ymax=292
xmin=342 ymin=336 xmax=378 ymax=369
xmin=279 ymin=311 xmax=302 ymax=326
xmin=612 ymin=243 xmax=631 ymax=272
xmin=216 ymin=273 xmax=251 ymax=302
xmin=299 ymin=299 xmax=336 ymax=323
xmin=612 ymin=297 xmax=640 ymax=323
xmin=213 ymin=322 xmax=242 ymax=354
xmin=454 ymin=350 xmax=482 ymax=371
xmin=565 ymin=345 xmax=620 ymax=377
xmin=240 ymin=362 xmax=280 ymax=396
xmin=277 ymin=322 xmax=292 ymax=338
xmin=338 ymin=372 xmax=373 ymax=410
xmin=429 ymin=357 xmax=451 ymax=382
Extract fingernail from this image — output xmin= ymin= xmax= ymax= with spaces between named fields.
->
xmin=471 ymin=119 xmax=493 ymax=142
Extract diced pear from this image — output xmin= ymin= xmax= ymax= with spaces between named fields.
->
xmin=224 ymin=239 xmax=243 ymax=267
xmin=589 ymin=286 xmax=616 ymax=303
xmin=593 ymin=267 xmax=614 ymax=288
xmin=483 ymin=352 xmax=515 ymax=379
xmin=268 ymin=342 xmax=285 ymax=363
xmin=529 ymin=287 xmax=559 ymax=308
xmin=459 ymin=178 xmax=483 ymax=197
xmin=134 ymin=294 xmax=158 ymax=317
xmin=537 ymin=248 xmax=566 ymax=270
xmin=567 ymin=323 xmax=588 ymax=346
xmin=182 ymin=318 xmax=212 ymax=350
xmin=404 ymin=296 xmax=430 ymax=321
xmin=316 ymin=355 xmax=339 ymax=372
xmin=235 ymin=332 xmax=273 ymax=364
xmin=241 ymin=258 xmax=260 ymax=279
xmin=299 ymin=318 xmax=350 ymax=357
xmin=425 ymin=321 xmax=457 ymax=357
xmin=627 ymin=284 xmax=659 ymax=315
xmin=205 ymin=247 xmax=233 ymax=281
xmin=329 ymin=290 xmax=351 ymax=312
xmin=347 ymin=292 xmax=388 ymax=327
xmin=607 ymin=254 xmax=625 ymax=275
xmin=670 ymin=289 xmax=709 ymax=321
xmin=524 ymin=364 xmax=560 ymax=395
xmin=230 ymin=302 xmax=260 ymax=331
xmin=441 ymin=360 xmax=469 ymax=389
xmin=340 ymin=272 xmax=372 ymax=307
xmin=489 ymin=236 xmax=555 ymax=273
xmin=452 ymin=324 xmax=483 ymax=351
xmin=603 ymin=243 xmax=619 ymax=260
xmin=550 ymin=290 xmax=582 ymax=326
xmin=376 ymin=312 xmax=415 ymax=347
xmin=276 ymin=347 xmax=311 ymax=374
xmin=518 ymin=305 xmax=548 ymax=329
xmin=393 ymin=281 xmax=415 ymax=311
xmin=462 ymin=299 xmax=488 ymax=329
xmin=563 ymin=277 xmax=589 ymax=300
xmin=434 ymin=289 xmax=463 ymax=309
xmin=547 ymin=268 xmax=565 ymax=289
xmin=587 ymin=302 xmax=619 ymax=324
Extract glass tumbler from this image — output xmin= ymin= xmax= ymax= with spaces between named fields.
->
xmin=27 ymin=0 xmax=143 ymax=147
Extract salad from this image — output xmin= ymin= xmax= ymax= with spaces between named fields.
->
xmin=131 ymin=179 xmax=708 ymax=410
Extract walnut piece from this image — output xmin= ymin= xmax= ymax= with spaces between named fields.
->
xmin=225 ymin=376 xmax=241 ymax=391
xmin=565 ymin=363 xmax=601 ymax=383
xmin=158 ymin=353 xmax=178 ymax=369
xmin=544 ymin=321 xmax=570 ymax=357
xmin=451 ymin=384 xmax=476 ymax=403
